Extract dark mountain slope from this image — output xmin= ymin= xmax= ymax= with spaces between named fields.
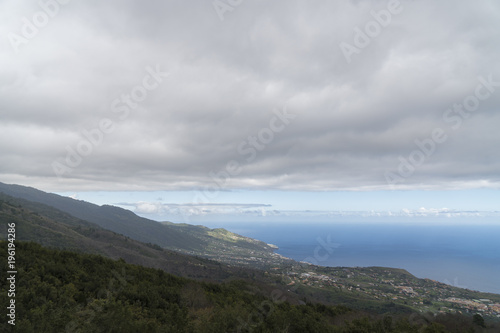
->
xmin=0 ymin=182 xmax=203 ymax=251
xmin=3 ymin=241 xmax=485 ymax=333
xmin=0 ymin=182 xmax=286 ymax=267
xmin=0 ymin=193 xmax=265 ymax=281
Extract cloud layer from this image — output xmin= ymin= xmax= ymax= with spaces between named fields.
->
xmin=1 ymin=0 xmax=499 ymax=192
xmin=117 ymin=200 xmax=500 ymax=225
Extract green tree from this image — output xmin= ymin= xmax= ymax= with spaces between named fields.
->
xmin=472 ymin=313 xmax=485 ymax=327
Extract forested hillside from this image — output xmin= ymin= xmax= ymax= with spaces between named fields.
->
xmin=0 ymin=182 xmax=288 ymax=267
xmin=2 ymin=242 xmax=497 ymax=332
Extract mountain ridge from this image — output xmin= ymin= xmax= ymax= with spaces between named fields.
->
xmin=0 ymin=192 xmax=274 ymax=282
xmin=0 ymin=181 xmax=291 ymax=268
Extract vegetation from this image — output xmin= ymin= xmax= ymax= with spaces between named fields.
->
xmin=0 ymin=193 xmax=273 ymax=282
xmin=1 ymin=183 xmax=500 ymax=331
xmin=278 ymin=265 xmax=500 ymax=319
xmin=0 ymin=182 xmax=285 ymax=267
xmin=2 ymin=242 xmax=496 ymax=332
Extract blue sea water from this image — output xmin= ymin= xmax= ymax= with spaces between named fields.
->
xmin=205 ymin=222 xmax=500 ymax=294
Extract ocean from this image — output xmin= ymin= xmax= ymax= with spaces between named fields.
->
xmin=203 ymin=222 xmax=500 ymax=294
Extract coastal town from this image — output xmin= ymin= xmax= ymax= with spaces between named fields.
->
xmin=278 ymin=265 xmax=500 ymax=319
xmin=176 ymin=231 xmax=500 ymax=321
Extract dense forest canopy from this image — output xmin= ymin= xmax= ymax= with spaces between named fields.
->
xmin=1 ymin=241 xmax=497 ymax=332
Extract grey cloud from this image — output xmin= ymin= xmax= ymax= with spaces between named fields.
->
xmin=1 ymin=0 xmax=499 ymax=191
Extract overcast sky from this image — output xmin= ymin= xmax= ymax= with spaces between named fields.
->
xmin=1 ymin=1 xmax=499 ymax=222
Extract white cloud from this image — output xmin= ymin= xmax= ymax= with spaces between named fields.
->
xmin=118 ymin=200 xmax=500 ymax=222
